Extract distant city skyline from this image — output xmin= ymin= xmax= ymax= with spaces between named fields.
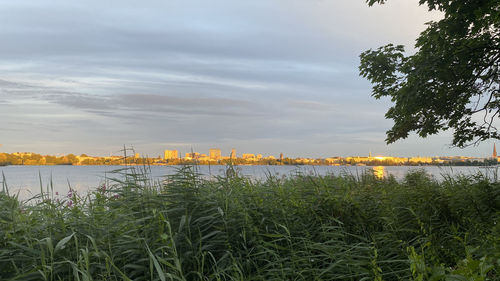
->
xmin=153 ymin=144 xmax=497 ymax=159
xmin=1 ymin=144 xmax=497 ymax=159
xmin=1 ymin=149 xmax=495 ymax=167
xmin=0 ymin=0 xmax=495 ymax=157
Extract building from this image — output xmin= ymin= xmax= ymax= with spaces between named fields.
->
xmin=325 ymin=157 xmax=341 ymax=165
xmin=209 ymin=148 xmax=221 ymax=160
xmin=198 ymin=155 xmax=210 ymax=161
xmin=493 ymin=143 xmax=497 ymax=158
xmin=164 ymin=150 xmax=178 ymax=160
xmin=230 ymin=148 xmax=237 ymax=159
xmin=242 ymin=153 xmax=255 ymax=159
xmin=185 ymin=152 xmax=200 ymax=159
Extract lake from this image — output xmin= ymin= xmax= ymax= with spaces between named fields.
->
xmin=0 ymin=165 xmax=497 ymax=200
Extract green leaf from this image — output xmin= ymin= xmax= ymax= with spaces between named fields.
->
xmin=146 ymin=245 xmax=166 ymax=281
xmin=55 ymin=233 xmax=75 ymax=253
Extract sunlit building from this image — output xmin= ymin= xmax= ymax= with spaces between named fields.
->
xmin=209 ymin=148 xmax=221 ymax=160
xmin=164 ymin=150 xmax=178 ymax=160
xmin=325 ymin=157 xmax=341 ymax=165
xmin=185 ymin=152 xmax=200 ymax=159
xmin=296 ymin=158 xmax=312 ymax=164
xmin=199 ymin=155 xmax=210 ymax=161
xmin=230 ymin=148 xmax=237 ymax=159
xmin=242 ymin=153 xmax=255 ymax=159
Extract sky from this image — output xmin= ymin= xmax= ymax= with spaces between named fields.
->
xmin=0 ymin=0 xmax=495 ymax=158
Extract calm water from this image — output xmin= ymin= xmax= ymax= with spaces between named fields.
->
xmin=0 ymin=165 xmax=496 ymax=200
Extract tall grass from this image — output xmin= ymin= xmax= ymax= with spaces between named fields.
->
xmin=0 ymin=166 xmax=499 ymax=280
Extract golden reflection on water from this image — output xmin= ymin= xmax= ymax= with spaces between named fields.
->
xmin=373 ymin=166 xmax=385 ymax=179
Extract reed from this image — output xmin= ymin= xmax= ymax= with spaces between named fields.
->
xmin=0 ymin=166 xmax=498 ymax=280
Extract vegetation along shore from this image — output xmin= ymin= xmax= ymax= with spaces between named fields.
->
xmin=0 ymin=166 xmax=499 ymax=280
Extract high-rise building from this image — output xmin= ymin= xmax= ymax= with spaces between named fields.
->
xmin=230 ymin=148 xmax=237 ymax=159
xmin=164 ymin=150 xmax=178 ymax=160
xmin=494 ymin=143 xmax=497 ymax=158
xmin=209 ymin=148 xmax=221 ymax=160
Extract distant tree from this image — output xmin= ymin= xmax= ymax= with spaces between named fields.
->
xmin=62 ymin=154 xmax=78 ymax=165
xmin=45 ymin=155 xmax=57 ymax=165
xmin=359 ymin=0 xmax=500 ymax=147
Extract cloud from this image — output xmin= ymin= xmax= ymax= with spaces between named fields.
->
xmin=287 ymin=100 xmax=335 ymax=111
xmin=2 ymin=0 xmax=489 ymax=158
xmin=44 ymin=92 xmax=263 ymax=117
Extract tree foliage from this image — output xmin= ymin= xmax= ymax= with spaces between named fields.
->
xmin=360 ymin=0 xmax=500 ymax=147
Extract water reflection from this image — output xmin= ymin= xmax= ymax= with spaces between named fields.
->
xmin=373 ymin=166 xmax=385 ymax=179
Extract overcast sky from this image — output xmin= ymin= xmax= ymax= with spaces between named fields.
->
xmin=0 ymin=0 xmax=494 ymax=158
